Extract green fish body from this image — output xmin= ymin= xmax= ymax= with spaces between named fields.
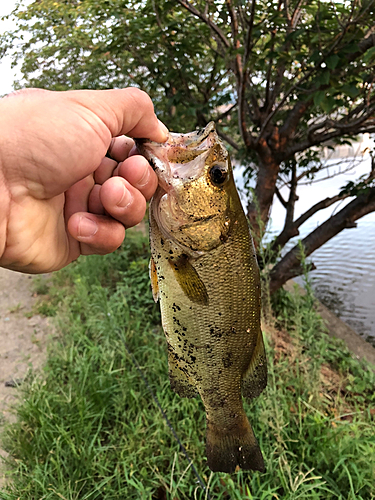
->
xmin=136 ymin=122 xmax=267 ymax=473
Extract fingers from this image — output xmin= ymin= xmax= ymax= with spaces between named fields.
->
xmin=106 ymin=135 xmax=134 ymax=162
xmin=65 ymin=87 xmax=169 ymax=142
xmin=66 ymin=144 xmax=158 ymax=256
xmin=67 ymin=213 xmax=126 ymax=256
xmin=94 ymin=157 xmax=118 ymax=185
xmin=100 ymin=176 xmax=147 ymax=228
xmin=93 ymin=154 xmax=158 ymax=210
xmin=116 ymin=155 xmax=158 ymax=201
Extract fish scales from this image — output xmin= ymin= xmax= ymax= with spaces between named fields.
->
xmin=136 ymin=122 xmax=267 ymax=473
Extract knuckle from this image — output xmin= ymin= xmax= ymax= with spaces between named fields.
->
xmin=126 ymin=87 xmax=154 ymax=113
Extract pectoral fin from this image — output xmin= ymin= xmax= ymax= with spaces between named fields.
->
xmin=242 ymin=329 xmax=267 ymax=400
xmin=149 ymin=257 xmax=159 ymax=302
xmin=169 ymin=255 xmax=208 ymax=305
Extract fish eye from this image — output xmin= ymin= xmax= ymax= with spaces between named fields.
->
xmin=209 ymin=164 xmax=228 ymax=186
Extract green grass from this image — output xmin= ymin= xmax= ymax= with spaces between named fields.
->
xmin=1 ymin=229 xmax=374 ymax=499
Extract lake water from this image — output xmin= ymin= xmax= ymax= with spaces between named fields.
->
xmin=234 ymin=145 xmax=375 ymax=347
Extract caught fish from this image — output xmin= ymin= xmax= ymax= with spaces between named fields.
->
xmin=136 ymin=122 xmax=267 ymax=473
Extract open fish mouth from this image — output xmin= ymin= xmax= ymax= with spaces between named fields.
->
xmin=136 ymin=122 xmax=220 ymax=190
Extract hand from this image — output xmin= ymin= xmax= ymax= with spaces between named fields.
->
xmin=0 ymin=87 xmax=167 ymax=273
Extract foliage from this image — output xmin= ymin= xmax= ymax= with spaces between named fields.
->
xmin=0 ymin=229 xmax=374 ymax=499
xmin=1 ymin=0 xmax=375 ymax=291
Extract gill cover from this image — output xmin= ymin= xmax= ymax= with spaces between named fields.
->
xmin=137 ymin=122 xmax=234 ymax=254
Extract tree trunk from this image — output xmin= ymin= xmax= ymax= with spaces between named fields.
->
xmin=269 ymin=187 xmax=375 ymax=294
xmin=247 ymin=140 xmax=280 ymax=243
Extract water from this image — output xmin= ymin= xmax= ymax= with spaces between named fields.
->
xmin=292 ymin=213 xmax=375 ymax=346
xmin=234 ymin=145 xmax=375 ymax=346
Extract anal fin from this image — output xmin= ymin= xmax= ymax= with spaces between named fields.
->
xmin=242 ymin=328 xmax=267 ymax=400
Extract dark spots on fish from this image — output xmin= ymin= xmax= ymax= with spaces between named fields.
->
xmin=218 ymin=312 xmax=222 ymax=316
xmin=172 ymin=303 xmax=181 ymax=312
xmin=182 ymin=327 xmax=187 ymax=332
xmin=223 ymin=352 xmax=233 ymax=368
xmin=173 ymin=316 xmax=181 ymax=326
xmin=190 ymin=356 xmax=196 ymax=363
xmin=160 ymin=238 xmax=164 ymax=246
xmin=209 ymin=326 xmax=223 ymax=338
xmin=147 ymin=157 xmax=157 ymax=170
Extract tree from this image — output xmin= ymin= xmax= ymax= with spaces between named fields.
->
xmin=2 ymin=0 xmax=375 ymax=292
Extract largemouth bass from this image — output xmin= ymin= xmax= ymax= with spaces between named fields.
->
xmin=136 ymin=122 xmax=267 ymax=473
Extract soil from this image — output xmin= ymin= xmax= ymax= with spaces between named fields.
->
xmin=0 ymin=267 xmax=52 ymax=487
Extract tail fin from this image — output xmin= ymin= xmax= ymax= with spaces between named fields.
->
xmin=206 ymin=417 xmax=265 ymax=473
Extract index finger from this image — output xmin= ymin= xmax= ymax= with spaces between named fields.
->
xmin=65 ymin=87 xmax=169 ymax=142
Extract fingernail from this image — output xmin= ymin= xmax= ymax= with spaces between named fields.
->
xmin=78 ymin=216 xmax=98 ymax=238
xmin=137 ymin=166 xmax=150 ymax=187
xmin=157 ymin=119 xmax=169 ymax=141
xmin=117 ymin=185 xmax=133 ymax=208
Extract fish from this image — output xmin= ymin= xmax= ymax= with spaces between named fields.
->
xmin=136 ymin=122 xmax=267 ymax=473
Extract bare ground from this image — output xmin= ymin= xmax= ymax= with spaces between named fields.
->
xmin=0 ymin=267 xmax=51 ymax=487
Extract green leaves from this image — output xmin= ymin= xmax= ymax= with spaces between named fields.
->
xmin=313 ymin=90 xmax=326 ymax=107
xmin=325 ymin=54 xmax=340 ymax=70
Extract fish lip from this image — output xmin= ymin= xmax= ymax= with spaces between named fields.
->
xmin=136 ymin=121 xmax=216 ymax=151
xmin=135 ymin=121 xmax=218 ymax=175
xmin=170 ymin=121 xmax=216 ymax=148
xmin=136 ymin=123 xmax=219 ymax=192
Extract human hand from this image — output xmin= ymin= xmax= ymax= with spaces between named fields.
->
xmin=0 ymin=87 xmax=167 ymax=274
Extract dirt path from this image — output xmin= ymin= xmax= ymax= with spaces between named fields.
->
xmin=0 ymin=268 xmax=51 ymax=487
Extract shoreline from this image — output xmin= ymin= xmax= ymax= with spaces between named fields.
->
xmin=284 ymin=280 xmax=375 ymax=367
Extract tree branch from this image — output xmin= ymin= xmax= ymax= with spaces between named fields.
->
xmin=243 ymin=0 xmax=256 ymax=67
xmin=285 ymin=120 xmax=375 ymax=159
xmin=269 ymin=186 xmax=375 ymax=293
xmin=275 ymin=186 xmax=288 ymax=208
xmin=176 ymin=0 xmax=230 ymax=49
xmin=256 ymin=9 xmax=372 ymax=144
xmin=216 ymin=127 xmax=240 ymax=150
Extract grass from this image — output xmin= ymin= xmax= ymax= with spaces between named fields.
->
xmin=0 ymin=228 xmax=374 ymax=499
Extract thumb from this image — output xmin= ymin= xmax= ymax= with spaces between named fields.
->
xmin=64 ymin=87 xmax=168 ymax=142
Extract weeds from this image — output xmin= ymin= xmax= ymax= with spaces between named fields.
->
xmin=0 ymin=229 xmax=374 ymax=499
